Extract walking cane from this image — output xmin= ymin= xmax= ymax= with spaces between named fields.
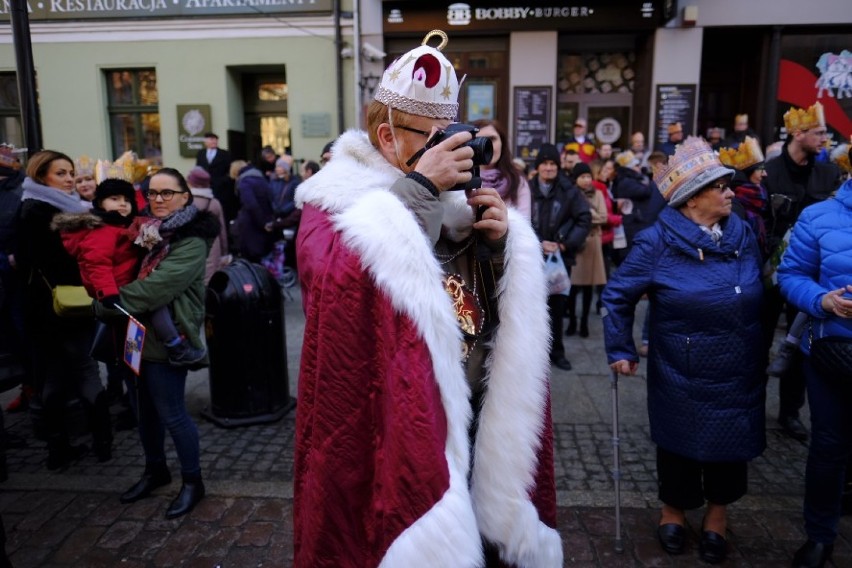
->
xmin=610 ymin=367 xmax=624 ymax=553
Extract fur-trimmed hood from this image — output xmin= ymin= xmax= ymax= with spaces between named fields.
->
xmin=298 ymin=130 xmax=561 ymax=567
xmin=51 ymin=211 xmax=104 ymax=233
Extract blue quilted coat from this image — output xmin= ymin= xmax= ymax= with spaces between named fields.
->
xmin=778 ymin=179 xmax=852 ymax=355
xmin=602 ymin=206 xmax=766 ymax=462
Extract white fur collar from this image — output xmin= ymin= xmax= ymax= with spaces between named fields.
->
xmin=299 ymin=130 xmax=561 ymax=567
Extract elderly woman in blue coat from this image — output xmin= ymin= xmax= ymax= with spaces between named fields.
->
xmin=777 ymin=173 xmax=852 ymax=568
xmin=603 ymin=137 xmax=765 ymax=565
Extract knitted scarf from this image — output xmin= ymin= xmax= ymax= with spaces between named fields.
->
xmin=137 ymin=205 xmax=199 ymax=280
xmin=733 ymin=182 xmax=769 ymax=258
xmin=21 ymin=177 xmax=88 ymax=214
xmin=481 ymin=169 xmax=511 ymax=202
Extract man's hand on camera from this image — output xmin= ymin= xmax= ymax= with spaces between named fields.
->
xmin=414 ymin=130 xmax=474 ymax=192
xmin=467 ymin=187 xmax=508 ymax=242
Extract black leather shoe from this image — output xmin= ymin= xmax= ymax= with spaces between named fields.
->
xmin=657 ymin=523 xmax=685 ymax=555
xmin=778 ymin=415 xmax=808 ymax=442
xmin=699 ymin=530 xmax=727 ymax=564
xmin=793 ymin=540 xmax=833 ymax=568
xmin=165 ymin=478 xmax=205 ymax=519
xmin=552 ymin=357 xmax=572 ymax=371
xmin=120 ymin=467 xmax=172 ymax=504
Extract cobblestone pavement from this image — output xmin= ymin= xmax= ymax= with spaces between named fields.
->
xmin=1 ymin=290 xmax=849 ymax=567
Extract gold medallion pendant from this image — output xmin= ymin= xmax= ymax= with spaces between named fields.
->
xmin=443 ymin=273 xmax=484 ymax=360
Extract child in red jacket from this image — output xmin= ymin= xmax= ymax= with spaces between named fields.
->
xmin=53 ymin=179 xmax=205 ymax=366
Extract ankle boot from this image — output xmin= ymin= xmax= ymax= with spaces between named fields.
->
xmin=120 ymin=463 xmax=171 ymax=504
xmin=89 ymin=392 xmax=113 ymax=462
xmin=579 ymin=317 xmax=589 ymax=338
xmin=565 ymin=316 xmax=577 ymax=336
xmin=165 ymin=474 xmax=205 ymax=519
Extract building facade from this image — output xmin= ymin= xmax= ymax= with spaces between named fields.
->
xmin=0 ymin=0 xmax=849 ymax=171
xmin=0 ymin=1 xmax=355 ymax=170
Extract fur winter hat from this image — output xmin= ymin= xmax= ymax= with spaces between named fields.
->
xmin=94 ymin=178 xmax=138 ymax=216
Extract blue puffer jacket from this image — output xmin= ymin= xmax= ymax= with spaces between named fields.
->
xmin=778 ymin=179 xmax=852 ymax=355
xmin=602 ymin=206 xmax=765 ymax=462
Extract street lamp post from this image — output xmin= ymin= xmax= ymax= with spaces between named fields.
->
xmin=9 ymin=0 xmax=43 ymax=157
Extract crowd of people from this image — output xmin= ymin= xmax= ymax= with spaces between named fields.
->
xmin=0 ymin=128 xmax=328 ymax=541
xmin=0 ymin=26 xmax=849 ymax=568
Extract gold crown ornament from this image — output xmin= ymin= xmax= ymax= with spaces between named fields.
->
xmin=374 ymin=30 xmax=461 ymax=120
xmin=718 ymin=136 xmax=765 ymax=171
xmin=783 ymin=101 xmax=825 ymax=133
xmin=74 ymin=155 xmax=96 ymax=177
xmin=615 ymin=150 xmax=638 ymax=168
xmin=653 ymin=136 xmax=735 ymax=207
xmin=831 ymin=141 xmax=851 ymax=174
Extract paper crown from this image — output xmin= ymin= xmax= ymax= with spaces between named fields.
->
xmin=783 ymin=101 xmax=825 ymax=133
xmin=653 ymin=136 xmax=734 ymax=207
xmin=718 ymin=136 xmax=765 ymax=171
xmin=0 ymin=144 xmax=21 ymax=171
xmin=374 ymin=30 xmax=460 ymax=120
xmin=831 ymin=141 xmax=851 ymax=174
xmin=615 ymin=150 xmax=639 ymax=168
xmin=94 ymin=151 xmax=152 ymax=185
xmin=75 ymin=155 xmax=95 ymax=177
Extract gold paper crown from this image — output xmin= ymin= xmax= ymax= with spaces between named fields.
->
xmin=615 ymin=150 xmax=638 ymax=168
xmin=718 ymin=136 xmax=765 ymax=170
xmin=94 ymin=151 xmax=152 ymax=185
xmin=653 ymin=136 xmax=734 ymax=206
xmin=74 ymin=155 xmax=95 ymax=176
xmin=783 ymin=101 xmax=825 ymax=133
xmin=831 ymin=142 xmax=851 ymax=174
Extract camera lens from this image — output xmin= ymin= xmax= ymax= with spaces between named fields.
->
xmin=465 ymin=136 xmax=493 ymax=166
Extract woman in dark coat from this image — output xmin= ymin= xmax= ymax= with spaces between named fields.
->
xmin=15 ymin=150 xmax=112 ymax=469
xmin=603 ymin=137 xmax=765 ymax=565
xmin=234 ymin=164 xmax=275 ymax=262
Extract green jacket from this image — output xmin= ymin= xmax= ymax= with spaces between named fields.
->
xmin=99 ymin=210 xmax=220 ymax=364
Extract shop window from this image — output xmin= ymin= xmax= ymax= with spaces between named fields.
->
xmin=0 ymin=73 xmax=23 ymax=148
xmin=105 ymin=69 xmax=161 ymax=163
xmin=558 ymin=53 xmax=636 ymax=95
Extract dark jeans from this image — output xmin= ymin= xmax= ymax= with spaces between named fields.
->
xmin=127 ymin=361 xmax=200 ymax=477
xmin=656 ymin=446 xmax=748 ymax=510
xmin=548 ymin=294 xmax=567 ymax=360
xmin=762 ymin=285 xmax=805 ymax=418
xmin=802 ymin=358 xmax=852 ymax=544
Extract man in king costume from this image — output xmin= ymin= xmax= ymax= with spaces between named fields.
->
xmin=293 ymin=30 xmax=561 ymax=567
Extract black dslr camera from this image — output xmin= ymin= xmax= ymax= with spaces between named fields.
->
xmin=421 ymin=123 xmax=494 ymax=192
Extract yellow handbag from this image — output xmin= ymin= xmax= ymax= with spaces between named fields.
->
xmin=40 ymin=272 xmax=93 ymax=318
xmin=52 ymin=285 xmax=93 ymax=318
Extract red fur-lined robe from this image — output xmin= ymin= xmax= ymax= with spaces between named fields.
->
xmin=294 ymin=131 xmax=561 ymax=568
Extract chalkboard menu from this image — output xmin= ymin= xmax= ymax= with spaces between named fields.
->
xmin=514 ymin=86 xmax=552 ymax=164
xmin=654 ymin=84 xmax=696 ymax=145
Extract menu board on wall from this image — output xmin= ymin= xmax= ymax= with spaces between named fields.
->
xmin=514 ymin=86 xmax=552 ymax=164
xmin=654 ymin=84 xmax=696 ymax=145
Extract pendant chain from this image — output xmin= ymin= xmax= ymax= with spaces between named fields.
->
xmin=435 ymin=234 xmax=475 ymax=266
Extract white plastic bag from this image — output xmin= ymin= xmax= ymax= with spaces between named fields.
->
xmin=544 ymin=252 xmax=571 ymax=296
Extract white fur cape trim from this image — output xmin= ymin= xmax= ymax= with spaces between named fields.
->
xmin=298 ymin=131 xmax=561 ymax=567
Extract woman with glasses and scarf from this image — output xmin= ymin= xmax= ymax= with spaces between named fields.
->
xmin=96 ymin=168 xmax=219 ymax=519
xmin=602 ymin=137 xmax=765 ymax=565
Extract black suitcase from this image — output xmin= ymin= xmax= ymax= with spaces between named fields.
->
xmin=203 ymin=259 xmax=295 ymax=427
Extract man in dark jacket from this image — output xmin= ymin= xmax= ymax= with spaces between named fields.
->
xmin=195 ymin=132 xmax=234 ymax=217
xmin=530 ymin=143 xmax=591 ymax=371
xmin=764 ymin=102 xmax=841 ymax=442
xmin=611 ymin=151 xmax=666 ymax=266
